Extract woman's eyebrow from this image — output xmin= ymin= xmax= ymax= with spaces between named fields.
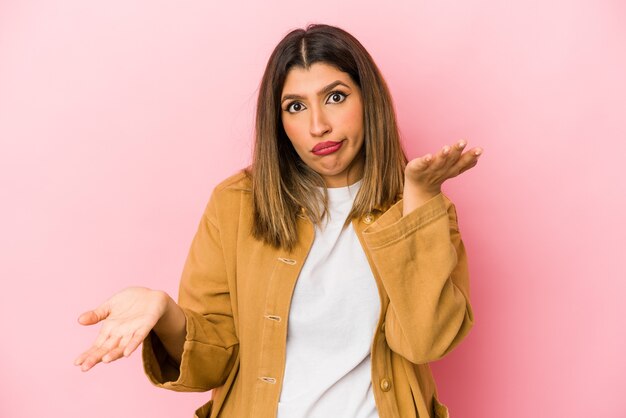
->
xmin=281 ymin=80 xmax=350 ymax=104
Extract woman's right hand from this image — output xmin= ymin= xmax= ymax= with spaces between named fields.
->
xmin=74 ymin=286 xmax=169 ymax=372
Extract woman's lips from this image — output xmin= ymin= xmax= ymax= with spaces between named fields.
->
xmin=312 ymin=140 xmax=343 ymax=156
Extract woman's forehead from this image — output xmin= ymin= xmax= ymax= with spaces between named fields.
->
xmin=281 ymin=63 xmax=356 ymax=95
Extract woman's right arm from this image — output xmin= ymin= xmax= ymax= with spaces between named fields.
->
xmin=150 ymin=293 xmax=186 ymax=364
xmin=76 ymin=181 xmax=241 ymax=390
xmin=74 ymin=286 xmax=186 ymax=371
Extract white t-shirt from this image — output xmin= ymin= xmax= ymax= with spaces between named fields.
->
xmin=277 ymin=180 xmax=381 ymax=418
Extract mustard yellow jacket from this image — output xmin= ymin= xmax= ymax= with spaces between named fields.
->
xmin=142 ymin=171 xmax=473 ymax=418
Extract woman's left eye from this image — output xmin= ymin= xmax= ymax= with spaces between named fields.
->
xmin=327 ymin=91 xmax=347 ymax=104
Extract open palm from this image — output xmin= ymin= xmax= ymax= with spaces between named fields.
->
xmin=74 ymin=287 xmax=168 ymax=371
xmin=405 ymin=140 xmax=482 ymax=195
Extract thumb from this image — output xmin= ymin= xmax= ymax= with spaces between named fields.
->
xmin=77 ymin=304 xmax=110 ymax=326
xmin=407 ymin=154 xmax=432 ymax=172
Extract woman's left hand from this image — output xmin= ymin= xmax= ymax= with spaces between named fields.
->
xmin=403 ymin=140 xmax=482 ymax=215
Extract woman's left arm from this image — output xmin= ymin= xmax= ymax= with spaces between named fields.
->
xmin=362 ymin=140 xmax=482 ymax=364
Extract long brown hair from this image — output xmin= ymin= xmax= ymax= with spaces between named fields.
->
xmin=249 ymin=23 xmax=407 ymax=251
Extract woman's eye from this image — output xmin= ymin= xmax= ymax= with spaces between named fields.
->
xmin=285 ymin=92 xmax=347 ymax=113
xmin=286 ymin=102 xmax=305 ymax=113
xmin=327 ymin=92 xmax=347 ymax=104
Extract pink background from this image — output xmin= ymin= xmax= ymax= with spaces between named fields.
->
xmin=1 ymin=1 xmax=624 ymax=417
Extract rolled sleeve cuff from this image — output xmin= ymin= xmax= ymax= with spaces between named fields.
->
xmin=142 ymin=307 xmax=228 ymax=392
xmin=363 ymin=193 xmax=451 ymax=249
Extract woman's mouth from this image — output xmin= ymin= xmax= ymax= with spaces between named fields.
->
xmin=312 ymin=140 xmax=344 ymax=156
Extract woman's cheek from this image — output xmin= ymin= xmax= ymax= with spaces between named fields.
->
xmin=348 ymin=106 xmax=363 ymax=128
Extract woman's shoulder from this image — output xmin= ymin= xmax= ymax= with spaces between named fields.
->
xmin=203 ymin=169 xmax=253 ymax=219
xmin=213 ymin=169 xmax=252 ymax=194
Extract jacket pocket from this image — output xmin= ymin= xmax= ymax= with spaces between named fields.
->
xmin=433 ymin=396 xmax=449 ymax=418
xmin=194 ymin=399 xmax=213 ymax=418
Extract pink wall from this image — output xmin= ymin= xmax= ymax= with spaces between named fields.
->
xmin=1 ymin=1 xmax=624 ymax=416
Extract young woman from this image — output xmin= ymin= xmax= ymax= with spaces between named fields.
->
xmin=75 ymin=23 xmax=482 ymax=418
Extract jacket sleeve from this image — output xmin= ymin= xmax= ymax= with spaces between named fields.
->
xmin=142 ymin=191 xmax=239 ymax=392
xmin=362 ymin=193 xmax=473 ymax=364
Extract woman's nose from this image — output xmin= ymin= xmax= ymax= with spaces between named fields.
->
xmin=309 ymin=107 xmax=331 ymax=137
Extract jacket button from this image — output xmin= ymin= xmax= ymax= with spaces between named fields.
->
xmin=363 ymin=213 xmax=374 ymax=224
xmin=380 ymin=378 xmax=392 ymax=392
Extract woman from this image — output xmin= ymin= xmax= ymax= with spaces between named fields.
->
xmin=75 ymin=23 xmax=481 ymax=418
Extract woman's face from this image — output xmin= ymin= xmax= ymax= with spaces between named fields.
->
xmin=280 ymin=62 xmax=364 ymax=188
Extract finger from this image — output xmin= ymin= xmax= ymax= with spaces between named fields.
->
xmin=431 ymin=146 xmax=450 ymax=168
xmin=458 ymin=151 xmax=480 ymax=173
xmin=115 ymin=331 xmax=136 ymax=358
xmin=445 ymin=140 xmax=467 ymax=166
xmin=76 ymin=344 xmax=106 ymax=369
xmin=102 ymin=329 xmax=138 ymax=362
xmin=75 ymin=325 xmax=114 ymax=366
xmin=77 ymin=304 xmax=110 ymax=326
xmin=80 ymin=348 xmax=114 ymax=372
xmin=459 ymin=159 xmax=478 ymax=174
xmin=407 ymin=153 xmax=433 ymax=173
xmin=102 ymin=346 xmax=125 ymax=363
xmin=77 ymin=345 xmax=105 ymax=371
xmin=465 ymin=147 xmax=483 ymax=163
xmin=452 ymin=148 xmax=482 ymax=175
xmin=74 ymin=349 xmax=91 ymax=366
xmin=458 ymin=147 xmax=482 ymax=163
xmin=80 ymin=335 xmax=122 ymax=371
xmin=77 ymin=311 xmax=99 ymax=325
xmin=79 ymin=350 xmax=105 ymax=372
xmin=431 ymin=143 xmax=459 ymax=170
xmin=455 ymin=139 xmax=468 ymax=151
xmin=123 ymin=328 xmax=151 ymax=357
